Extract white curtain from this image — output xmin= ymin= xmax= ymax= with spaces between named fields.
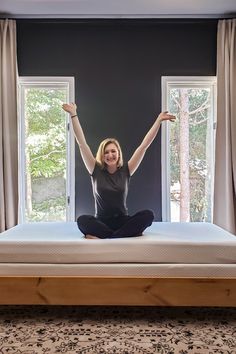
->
xmin=214 ymin=19 xmax=236 ymax=235
xmin=0 ymin=19 xmax=18 ymax=232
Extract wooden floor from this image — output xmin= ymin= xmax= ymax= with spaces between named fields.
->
xmin=0 ymin=276 xmax=235 ymax=306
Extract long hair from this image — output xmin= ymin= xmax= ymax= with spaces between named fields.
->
xmin=96 ymin=138 xmax=123 ymax=169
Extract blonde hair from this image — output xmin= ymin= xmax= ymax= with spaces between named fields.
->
xmin=96 ymin=138 xmax=123 ymax=169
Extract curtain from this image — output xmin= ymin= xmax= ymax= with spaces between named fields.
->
xmin=0 ymin=19 xmax=18 ymax=232
xmin=214 ymin=19 xmax=236 ymax=235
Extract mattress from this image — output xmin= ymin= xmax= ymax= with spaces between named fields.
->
xmin=0 ymin=221 xmax=235 ymax=264
xmin=0 ymin=263 xmax=236 ymax=277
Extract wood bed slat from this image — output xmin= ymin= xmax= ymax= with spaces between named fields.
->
xmin=0 ymin=276 xmax=235 ymax=306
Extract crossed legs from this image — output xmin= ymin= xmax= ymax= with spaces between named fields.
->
xmin=77 ymin=210 xmax=154 ymax=239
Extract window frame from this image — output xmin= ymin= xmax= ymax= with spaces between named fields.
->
xmin=18 ymin=76 xmax=75 ymax=223
xmin=161 ymin=76 xmax=217 ymax=222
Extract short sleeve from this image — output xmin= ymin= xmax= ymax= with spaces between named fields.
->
xmin=123 ymin=162 xmax=131 ymax=178
xmin=91 ymin=162 xmax=101 ymax=177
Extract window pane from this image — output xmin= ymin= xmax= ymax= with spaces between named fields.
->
xmin=169 ymin=87 xmax=213 ymax=222
xmin=24 ymin=88 xmax=67 ymax=222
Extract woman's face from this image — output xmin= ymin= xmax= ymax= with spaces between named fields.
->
xmin=103 ymin=143 xmax=119 ymax=167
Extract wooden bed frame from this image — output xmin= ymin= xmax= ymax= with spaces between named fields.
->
xmin=0 ymin=276 xmax=235 ymax=306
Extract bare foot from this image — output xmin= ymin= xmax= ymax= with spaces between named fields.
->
xmin=85 ymin=234 xmax=101 ymax=239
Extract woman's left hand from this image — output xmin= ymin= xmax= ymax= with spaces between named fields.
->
xmin=158 ymin=111 xmax=176 ymax=122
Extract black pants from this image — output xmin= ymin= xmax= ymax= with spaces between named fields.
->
xmin=77 ymin=210 xmax=154 ymax=239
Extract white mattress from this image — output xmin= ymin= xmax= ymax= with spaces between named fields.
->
xmin=0 ymin=263 xmax=236 ymax=277
xmin=0 ymin=221 xmax=235 ymax=264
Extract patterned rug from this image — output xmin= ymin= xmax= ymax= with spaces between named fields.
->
xmin=0 ymin=306 xmax=235 ymax=354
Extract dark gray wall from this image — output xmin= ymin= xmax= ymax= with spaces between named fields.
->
xmin=16 ymin=19 xmax=217 ymax=220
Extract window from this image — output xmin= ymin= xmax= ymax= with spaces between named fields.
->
xmin=18 ymin=77 xmax=75 ymax=223
xmin=162 ymin=76 xmax=217 ymax=222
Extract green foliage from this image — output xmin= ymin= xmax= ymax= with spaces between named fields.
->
xmin=27 ymin=196 xmax=66 ymax=222
xmin=25 ymin=88 xmax=67 ymax=221
xmin=25 ymin=88 xmax=67 ymax=178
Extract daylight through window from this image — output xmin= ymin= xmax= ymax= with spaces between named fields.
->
xmin=162 ymin=77 xmax=217 ymax=222
xmin=18 ymin=77 xmax=75 ymax=223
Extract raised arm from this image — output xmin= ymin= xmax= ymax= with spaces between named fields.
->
xmin=128 ymin=111 xmax=176 ymax=176
xmin=62 ymin=103 xmax=96 ymax=174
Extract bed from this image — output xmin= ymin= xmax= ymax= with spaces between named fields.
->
xmin=0 ymin=221 xmax=235 ymax=306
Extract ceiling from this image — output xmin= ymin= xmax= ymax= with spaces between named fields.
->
xmin=1 ymin=0 xmax=236 ymax=19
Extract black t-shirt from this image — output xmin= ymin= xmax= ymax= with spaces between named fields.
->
xmin=91 ymin=163 xmax=130 ymax=218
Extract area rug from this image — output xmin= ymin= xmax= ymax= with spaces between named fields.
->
xmin=0 ymin=306 xmax=235 ymax=353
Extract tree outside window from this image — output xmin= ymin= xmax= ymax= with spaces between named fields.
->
xmin=18 ymin=77 xmax=75 ymax=223
xmin=162 ymin=77 xmax=217 ymax=222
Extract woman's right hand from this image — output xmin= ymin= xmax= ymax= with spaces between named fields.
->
xmin=62 ymin=103 xmax=77 ymax=116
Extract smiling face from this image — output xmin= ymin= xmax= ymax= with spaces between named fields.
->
xmin=96 ymin=138 xmax=123 ymax=169
xmin=103 ymin=143 xmax=119 ymax=167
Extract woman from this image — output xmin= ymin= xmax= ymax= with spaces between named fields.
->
xmin=62 ymin=103 xmax=175 ymax=239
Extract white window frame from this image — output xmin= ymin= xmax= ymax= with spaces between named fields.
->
xmin=161 ymin=76 xmax=217 ymax=222
xmin=18 ymin=76 xmax=75 ymax=223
